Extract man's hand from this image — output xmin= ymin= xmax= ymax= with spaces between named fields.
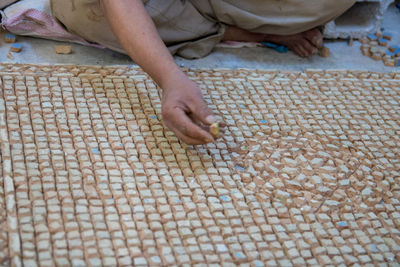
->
xmin=161 ymin=73 xmax=216 ymax=145
xmin=101 ymin=0 xmax=216 ymax=144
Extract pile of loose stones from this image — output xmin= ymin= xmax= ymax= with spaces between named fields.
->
xmin=359 ymin=32 xmax=400 ymax=67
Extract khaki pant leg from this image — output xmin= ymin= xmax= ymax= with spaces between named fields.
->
xmin=50 ymin=0 xmax=225 ymax=59
xmin=191 ymin=0 xmax=356 ymax=35
xmin=50 ymin=0 xmax=120 ymax=52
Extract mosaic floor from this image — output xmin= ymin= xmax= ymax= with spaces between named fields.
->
xmin=0 ymin=64 xmax=400 ymax=266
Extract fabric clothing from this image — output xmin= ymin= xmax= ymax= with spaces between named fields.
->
xmin=50 ymin=0 xmax=356 ymax=59
xmin=1 ymin=0 xmax=100 ymax=47
xmin=0 ymin=0 xmax=18 ymax=9
xmin=192 ymin=0 xmax=356 ymax=35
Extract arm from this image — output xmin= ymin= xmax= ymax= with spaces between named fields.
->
xmin=100 ymin=0 xmax=216 ymax=144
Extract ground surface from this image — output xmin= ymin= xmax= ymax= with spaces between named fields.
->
xmin=1 ymin=64 xmax=399 ymax=266
xmin=0 ymin=4 xmax=399 ymax=71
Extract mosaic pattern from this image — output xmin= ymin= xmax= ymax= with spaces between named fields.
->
xmin=1 ymin=64 xmax=400 ymax=266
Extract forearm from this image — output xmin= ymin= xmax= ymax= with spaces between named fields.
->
xmin=100 ymin=0 xmax=182 ymax=89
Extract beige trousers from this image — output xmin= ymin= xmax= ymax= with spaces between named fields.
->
xmin=50 ymin=0 xmax=355 ymax=59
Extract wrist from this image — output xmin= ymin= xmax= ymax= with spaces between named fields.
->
xmin=158 ymin=65 xmax=189 ymax=92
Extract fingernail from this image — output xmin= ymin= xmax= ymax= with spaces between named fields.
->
xmin=205 ymin=115 xmax=216 ymax=124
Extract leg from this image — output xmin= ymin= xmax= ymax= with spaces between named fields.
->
xmin=50 ymin=0 xmax=225 ymax=59
xmin=223 ymin=26 xmax=323 ymax=57
xmin=193 ymin=0 xmax=355 ymax=57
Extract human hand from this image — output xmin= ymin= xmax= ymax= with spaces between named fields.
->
xmin=161 ymin=72 xmax=216 ymax=145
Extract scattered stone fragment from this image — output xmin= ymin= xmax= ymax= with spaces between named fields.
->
xmin=5 ymin=33 xmax=16 ymax=43
xmin=382 ymin=32 xmax=392 ymax=40
xmin=7 ymin=51 xmax=14 ymax=60
xmin=348 ymin=38 xmax=353 ymax=47
xmin=378 ymin=38 xmax=388 ymax=46
xmin=10 ymin=43 xmax=23 ymax=53
xmin=319 ymin=46 xmax=330 ymax=57
xmin=55 ymin=45 xmax=72 ymax=54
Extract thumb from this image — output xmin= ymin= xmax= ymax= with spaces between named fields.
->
xmin=193 ymin=99 xmax=215 ymax=126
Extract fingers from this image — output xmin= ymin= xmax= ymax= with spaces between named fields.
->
xmin=171 ymin=129 xmax=209 ymax=145
xmin=293 ymin=44 xmax=309 ymax=57
xmin=163 ymin=107 xmax=215 ymax=145
xmin=301 ymin=39 xmax=318 ymax=56
xmin=160 ymin=76 xmax=219 ymax=144
xmin=192 ymin=98 xmax=216 ymax=125
xmin=188 ymin=113 xmax=211 ymax=132
xmin=204 ymin=121 xmax=227 ymax=134
xmin=291 ymin=28 xmax=323 ymax=57
xmin=305 ymin=28 xmax=323 ymax=48
xmin=292 ymin=38 xmax=318 ymax=57
xmin=164 ymin=120 xmax=207 ymax=145
xmin=191 ymin=97 xmax=227 ymax=139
